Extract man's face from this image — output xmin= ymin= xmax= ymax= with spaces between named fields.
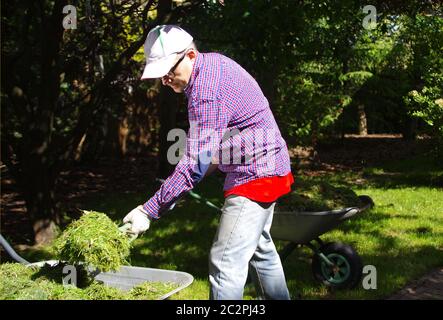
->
xmin=162 ymin=50 xmax=196 ymax=93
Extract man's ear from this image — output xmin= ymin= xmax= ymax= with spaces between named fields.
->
xmin=187 ymin=49 xmax=197 ymax=61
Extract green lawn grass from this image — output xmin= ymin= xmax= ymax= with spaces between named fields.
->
xmin=17 ymin=155 xmax=443 ymax=300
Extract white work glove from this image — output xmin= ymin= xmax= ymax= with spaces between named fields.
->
xmin=123 ymin=205 xmax=151 ymax=235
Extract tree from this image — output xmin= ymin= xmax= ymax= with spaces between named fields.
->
xmin=1 ymin=0 xmax=201 ymax=244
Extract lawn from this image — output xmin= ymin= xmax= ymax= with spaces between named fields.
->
xmin=17 ymin=154 xmax=443 ymax=300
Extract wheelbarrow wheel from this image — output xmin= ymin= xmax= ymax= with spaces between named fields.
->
xmin=311 ymin=242 xmax=363 ymax=289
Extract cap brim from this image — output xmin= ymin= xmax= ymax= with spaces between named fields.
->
xmin=140 ymin=54 xmax=177 ymax=79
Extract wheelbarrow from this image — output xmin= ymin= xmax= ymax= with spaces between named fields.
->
xmin=186 ymin=186 xmax=374 ymax=289
xmin=0 ymin=228 xmax=194 ymax=300
xmin=271 ymin=195 xmax=374 ymax=289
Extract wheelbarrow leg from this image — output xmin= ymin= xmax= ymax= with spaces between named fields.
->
xmin=278 ymin=242 xmax=298 ymax=262
xmin=305 ymin=241 xmax=335 ymax=267
xmin=277 ymin=238 xmax=335 ymax=267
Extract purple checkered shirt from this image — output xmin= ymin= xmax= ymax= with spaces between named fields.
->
xmin=143 ymin=52 xmax=291 ymax=219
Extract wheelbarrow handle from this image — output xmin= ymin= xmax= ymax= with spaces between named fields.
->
xmin=0 ymin=233 xmax=30 ymax=265
xmin=188 ymin=190 xmax=222 ymax=212
xmin=156 ymin=177 xmax=222 ymax=212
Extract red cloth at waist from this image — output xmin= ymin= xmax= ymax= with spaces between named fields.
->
xmin=224 ymin=172 xmax=294 ymax=203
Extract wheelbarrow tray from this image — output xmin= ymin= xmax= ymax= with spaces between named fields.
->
xmin=27 ymin=260 xmax=194 ymax=300
xmin=271 ymin=196 xmax=373 ymax=244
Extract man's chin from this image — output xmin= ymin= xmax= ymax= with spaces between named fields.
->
xmin=166 ymin=82 xmax=185 ymax=93
xmin=172 ymin=86 xmax=184 ymax=93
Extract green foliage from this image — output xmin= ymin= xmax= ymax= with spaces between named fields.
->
xmin=54 ymin=211 xmax=132 ymax=272
xmin=405 ymin=79 xmax=443 ymax=135
xmin=401 ymin=13 xmax=443 ymax=155
xmin=339 ymin=71 xmax=374 ymax=87
xmin=185 ymin=1 xmax=442 ymax=142
xmin=405 ymin=78 xmax=443 ymax=158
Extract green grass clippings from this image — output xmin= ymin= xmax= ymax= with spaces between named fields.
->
xmin=129 ymin=281 xmax=179 ymax=300
xmin=54 ymin=211 xmax=131 ymax=272
xmin=0 ymin=263 xmax=179 ymax=300
xmin=277 ymin=179 xmax=363 ymax=212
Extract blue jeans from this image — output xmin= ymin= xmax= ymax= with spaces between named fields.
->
xmin=209 ymin=195 xmax=290 ymax=300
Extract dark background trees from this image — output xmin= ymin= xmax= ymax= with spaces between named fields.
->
xmin=1 ymin=0 xmax=441 ymax=244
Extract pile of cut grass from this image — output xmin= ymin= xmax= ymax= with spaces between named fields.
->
xmin=0 ymin=263 xmax=178 ymax=300
xmin=54 ymin=211 xmax=131 ymax=272
xmin=277 ymin=179 xmax=363 ymax=212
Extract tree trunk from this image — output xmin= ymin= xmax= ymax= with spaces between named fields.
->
xmin=310 ymin=119 xmax=320 ymax=168
xmin=21 ymin=156 xmax=60 ymax=244
xmin=19 ymin=1 xmax=66 ymax=245
xmin=358 ymin=104 xmax=368 ymax=135
xmin=119 ymin=116 xmax=130 ymax=157
xmin=402 ymin=116 xmax=417 ymax=140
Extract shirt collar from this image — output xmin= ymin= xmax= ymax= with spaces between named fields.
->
xmin=184 ymin=52 xmax=202 ymax=97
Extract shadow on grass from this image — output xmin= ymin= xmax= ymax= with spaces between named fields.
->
xmin=297 ymin=152 xmax=443 ymax=190
xmin=362 ymin=154 xmax=442 ymax=189
xmin=362 ymin=171 xmax=443 ymax=189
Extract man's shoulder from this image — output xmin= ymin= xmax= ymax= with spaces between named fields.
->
xmin=192 ymin=53 xmax=228 ymax=100
xmin=201 ymin=51 xmax=229 ymax=60
xmin=191 ymin=52 xmax=247 ymax=102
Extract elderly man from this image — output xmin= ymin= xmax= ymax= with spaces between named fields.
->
xmin=124 ymin=25 xmax=293 ymax=300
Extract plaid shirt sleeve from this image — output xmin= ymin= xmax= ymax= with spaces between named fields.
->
xmin=142 ymin=98 xmax=229 ymax=219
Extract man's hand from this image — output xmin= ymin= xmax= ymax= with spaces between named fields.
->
xmin=123 ymin=205 xmax=151 ymax=235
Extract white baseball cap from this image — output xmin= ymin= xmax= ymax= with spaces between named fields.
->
xmin=141 ymin=25 xmax=194 ymax=79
